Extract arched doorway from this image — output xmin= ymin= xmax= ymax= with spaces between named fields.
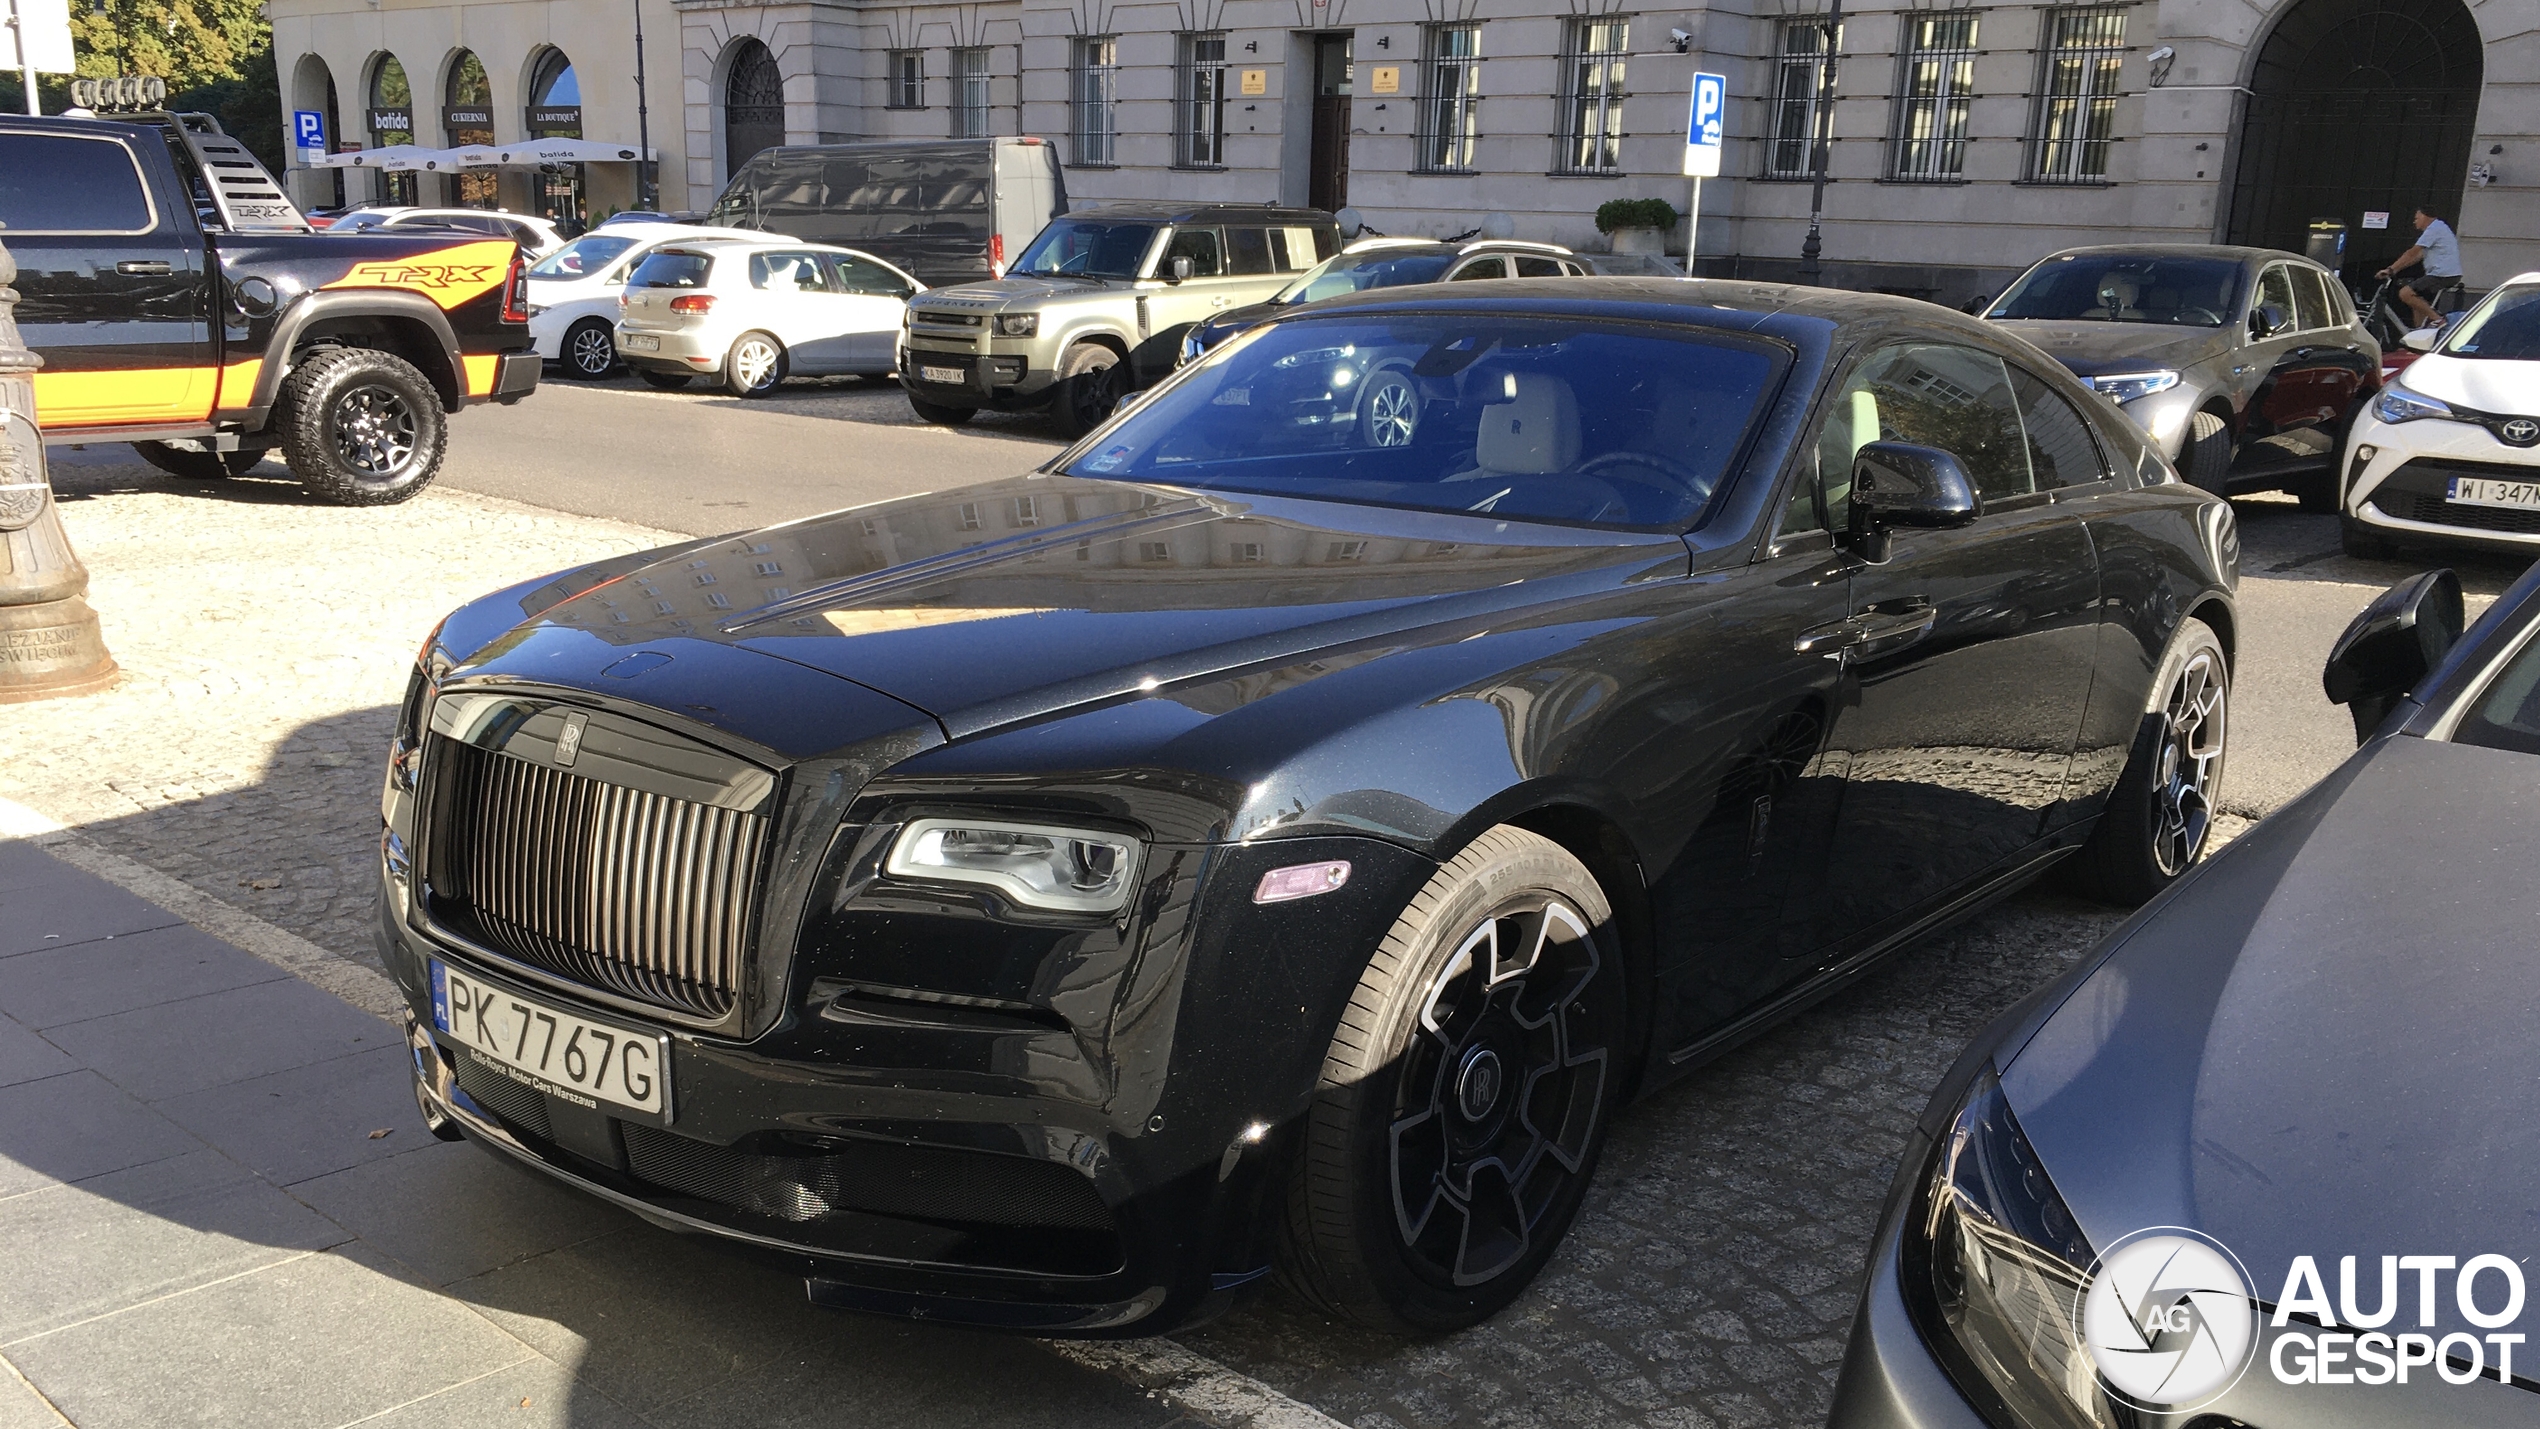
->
xmin=723 ymin=39 xmax=785 ymax=178
xmin=369 ymin=55 xmax=420 ymax=206
xmin=292 ymin=54 xmax=345 ymax=208
xmin=2225 ymin=0 xmax=2481 ymax=284
xmin=526 ymin=49 xmax=586 ymax=231
xmin=444 ymin=50 xmax=498 ymax=208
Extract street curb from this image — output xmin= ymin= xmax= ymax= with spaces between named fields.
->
xmin=0 ymin=796 xmax=1342 ymax=1429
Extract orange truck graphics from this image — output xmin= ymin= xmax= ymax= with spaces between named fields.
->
xmin=321 ymin=240 xmax=517 ymax=310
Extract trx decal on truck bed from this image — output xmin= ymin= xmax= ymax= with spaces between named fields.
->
xmin=322 ymin=241 xmax=516 ymax=308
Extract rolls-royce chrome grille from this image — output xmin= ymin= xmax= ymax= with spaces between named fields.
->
xmin=418 ymin=697 xmax=778 ymax=1023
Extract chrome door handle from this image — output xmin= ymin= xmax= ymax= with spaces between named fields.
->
xmin=1794 ymin=605 xmax=1936 ymax=657
xmin=1794 ymin=617 xmax=1865 ymax=655
xmin=115 ymin=260 xmax=172 ymax=275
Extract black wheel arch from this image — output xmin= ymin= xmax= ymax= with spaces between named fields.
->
xmin=251 ymin=291 xmax=468 ymax=416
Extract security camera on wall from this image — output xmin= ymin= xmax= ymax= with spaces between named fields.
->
xmin=1669 ymin=27 xmax=1692 ymax=53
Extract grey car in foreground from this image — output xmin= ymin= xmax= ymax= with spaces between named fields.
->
xmin=1988 ymin=245 xmax=2380 ymax=508
xmin=1828 ymin=558 xmax=2540 ymax=1427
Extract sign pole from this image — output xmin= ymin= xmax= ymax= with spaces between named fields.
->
xmin=15 ymin=0 xmax=40 ymax=115
xmin=1682 ymin=70 xmax=1725 ymax=278
xmin=633 ymin=0 xmax=654 ymax=210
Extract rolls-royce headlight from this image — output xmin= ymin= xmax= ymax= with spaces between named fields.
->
xmin=2087 ymin=370 xmax=2179 ymax=405
xmin=1911 ymin=1067 xmax=2116 ymax=1429
xmin=883 ymin=817 xmax=1141 ymax=914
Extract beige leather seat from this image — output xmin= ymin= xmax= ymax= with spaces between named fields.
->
xmin=2094 ymin=273 xmax=2142 ymax=320
xmin=1447 ymin=372 xmax=1580 ymax=482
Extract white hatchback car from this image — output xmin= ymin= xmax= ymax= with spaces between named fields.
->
xmin=615 ymin=238 xmax=924 ymax=397
xmin=525 ymin=222 xmax=763 ymax=379
xmin=325 ymin=207 xmax=568 ymax=260
xmin=2343 ymin=271 xmax=2540 ymax=559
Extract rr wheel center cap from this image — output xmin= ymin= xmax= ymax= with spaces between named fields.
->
xmin=1456 ymin=1046 xmax=1504 ymax=1121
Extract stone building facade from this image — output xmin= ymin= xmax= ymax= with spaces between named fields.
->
xmin=269 ymin=0 xmax=2532 ymax=301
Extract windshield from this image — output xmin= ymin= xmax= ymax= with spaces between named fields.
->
xmin=1065 ymin=316 xmax=1781 ymax=529
xmin=1011 ymin=220 xmax=1159 ymax=280
xmin=1989 ymin=255 xmax=2247 ymax=327
xmin=529 ymin=234 xmax=638 ymax=279
xmin=1277 ymin=250 xmax=1457 ymax=305
xmin=627 ymin=251 xmax=711 ymax=288
xmin=2456 ymin=624 xmax=2540 ymax=757
xmin=2440 ymin=285 xmax=2540 ymax=360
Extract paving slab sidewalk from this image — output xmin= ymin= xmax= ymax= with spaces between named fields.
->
xmin=0 ymin=836 xmax=1195 ymax=1429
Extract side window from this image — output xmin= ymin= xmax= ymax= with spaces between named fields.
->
xmin=1514 ymin=255 xmax=1567 ymax=277
xmin=750 ymin=252 xmax=835 ymax=292
xmin=1805 ymin=343 xmax=2033 ymax=530
xmin=1226 ymin=227 xmax=1274 ymax=275
xmin=2008 ymin=365 xmax=2111 ymax=490
xmin=1268 ymin=226 xmax=1323 ymax=271
xmin=1164 ymin=227 xmax=1224 ymax=278
xmin=830 ymin=253 xmax=913 ymax=295
xmin=2292 ymin=267 xmax=2332 ymax=332
xmin=1448 ymin=256 xmax=1511 ymax=281
xmin=2255 ymin=265 xmax=2298 ymax=330
xmin=0 ymin=134 xmax=155 ymax=233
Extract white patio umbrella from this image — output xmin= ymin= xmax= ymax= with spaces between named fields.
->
xmin=488 ymin=139 xmax=657 ymax=166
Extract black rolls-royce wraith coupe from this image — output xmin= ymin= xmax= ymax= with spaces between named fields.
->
xmin=381 ymin=280 xmax=2238 ymax=1338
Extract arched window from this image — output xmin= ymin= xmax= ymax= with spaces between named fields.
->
xmin=444 ymin=51 xmax=497 ymax=207
xmin=292 ymin=55 xmax=345 ymax=206
xmin=526 ymin=49 xmax=586 ymax=231
xmin=369 ymin=55 xmax=419 ymax=205
xmin=724 ymin=39 xmax=785 ymax=177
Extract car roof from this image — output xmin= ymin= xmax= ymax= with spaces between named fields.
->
xmin=1062 ymin=201 xmax=1337 ymax=226
xmin=1334 ymin=238 xmax=1575 ymax=259
xmin=2032 ymin=242 xmax=2326 ymax=271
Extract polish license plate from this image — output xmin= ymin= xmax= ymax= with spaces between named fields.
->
xmin=430 ymin=961 xmax=670 ymax=1122
xmin=2450 ymin=477 xmax=2540 ymax=510
xmin=919 ymin=365 xmax=967 ymax=386
xmin=620 ymin=333 xmax=660 ymax=352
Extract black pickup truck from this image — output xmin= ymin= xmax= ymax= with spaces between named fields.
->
xmin=0 ymin=111 xmax=539 ymax=504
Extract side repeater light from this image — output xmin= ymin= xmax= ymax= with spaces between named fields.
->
xmin=1254 ymin=861 xmax=1351 ymax=904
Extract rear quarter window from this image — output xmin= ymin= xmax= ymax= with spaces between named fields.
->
xmin=0 ymin=134 xmax=156 ymax=233
xmin=629 ymin=251 xmax=712 ymax=288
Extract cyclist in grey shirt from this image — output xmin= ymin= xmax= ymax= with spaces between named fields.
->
xmin=2377 ymin=205 xmax=2465 ymax=329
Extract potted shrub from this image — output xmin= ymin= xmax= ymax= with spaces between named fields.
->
xmin=1595 ymin=197 xmax=1680 ymax=255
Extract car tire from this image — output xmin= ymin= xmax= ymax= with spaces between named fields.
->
xmin=2063 ymin=617 xmax=2228 ymax=906
xmin=131 ymin=441 xmax=267 ymax=480
xmin=2182 ymin=410 xmax=2232 ymax=497
xmin=273 ymin=347 xmax=447 ymax=506
xmin=908 ymin=394 xmax=977 ymax=426
xmin=1051 ymin=343 xmax=1124 ymax=439
xmin=1276 ymin=826 xmax=1626 ymax=1335
xmin=2340 ymin=516 xmax=2400 ymax=561
xmin=562 ymin=318 xmax=617 ymax=380
xmin=636 ymin=370 xmax=693 ymax=391
xmin=724 ymin=332 xmax=787 ymax=398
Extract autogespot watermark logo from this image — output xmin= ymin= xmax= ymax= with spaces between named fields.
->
xmin=2079 ymin=1228 xmax=2531 ymax=1407
xmin=2080 ymin=1228 xmax=2260 ymax=1412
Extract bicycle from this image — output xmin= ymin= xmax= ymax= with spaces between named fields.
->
xmin=2353 ymin=274 xmax=2465 ymax=350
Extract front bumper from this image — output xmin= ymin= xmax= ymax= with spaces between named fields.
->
xmin=899 ymin=338 xmax=1056 ymax=408
xmin=1827 ymin=1126 xmax=1993 ymax=1428
xmin=2345 ymin=410 xmax=2540 ymax=552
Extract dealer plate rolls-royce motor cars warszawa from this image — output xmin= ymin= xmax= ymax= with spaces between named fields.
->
xmin=381 ymin=279 xmax=2239 ymax=1337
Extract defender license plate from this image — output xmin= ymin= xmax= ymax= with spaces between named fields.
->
xmin=919 ymin=365 xmax=966 ymax=386
xmin=430 ymin=960 xmax=670 ymax=1121
xmin=2450 ymin=477 xmax=2540 ymax=511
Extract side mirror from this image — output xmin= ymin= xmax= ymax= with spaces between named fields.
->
xmin=1962 ymin=294 xmax=1992 ymax=316
xmin=2251 ymin=304 xmax=2288 ymax=339
xmin=1845 ymin=442 xmax=1982 ymax=564
xmin=2322 ymin=568 xmax=2463 ymax=743
xmin=2401 ymin=326 xmax=2440 ymax=353
xmin=1169 ymin=256 xmax=1194 ymax=283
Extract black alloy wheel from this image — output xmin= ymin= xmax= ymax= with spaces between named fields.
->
xmin=563 ymin=318 xmax=617 ymax=380
xmin=2064 ymin=617 xmax=2229 ymax=904
xmin=1052 ymin=343 xmax=1124 ymax=439
xmin=274 ymin=347 xmax=447 ymax=506
xmin=1279 ymin=826 xmax=1624 ymax=1333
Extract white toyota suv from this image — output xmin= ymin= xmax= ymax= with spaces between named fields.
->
xmin=2343 ymin=271 xmax=2540 ymax=558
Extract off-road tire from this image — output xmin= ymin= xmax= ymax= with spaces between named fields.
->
xmin=1276 ymin=826 xmax=1626 ymax=1335
xmin=2182 ymin=410 xmax=2232 ymax=497
xmin=2063 ymin=618 xmax=2228 ymax=906
xmin=724 ymin=331 xmax=786 ymax=398
xmin=636 ymin=370 xmax=693 ymax=391
xmin=562 ymin=318 xmax=617 ymax=380
xmin=2340 ymin=516 xmax=2400 ymax=561
xmin=131 ymin=442 xmax=266 ymax=480
xmin=273 ymin=347 xmax=446 ymax=506
xmin=1051 ymin=343 xmax=1125 ymax=439
xmin=908 ymin=394 xmax=977 ymax=426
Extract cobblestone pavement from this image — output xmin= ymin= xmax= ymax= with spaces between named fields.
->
xmin=0 ymin=443 xmax=2411 ymax=1428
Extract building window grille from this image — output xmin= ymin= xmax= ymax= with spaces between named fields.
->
xmin=1012 ymin=495 xmax=1040 ymax=527
xmin=953 ymin=47 xmax=991 ymax=136
xmin=1889 ymin=11 xmax=1977 ymax=180
xmin=1176 ymin=33 xmax=1228 ymax=167
xmin=2029 ymin=6 xmax=2126 ymax=183
xmin=1766 ymin=18 xmax=1839 ymax=179
xmin=1418 ymin=24 xmax=1482 ymax=173
xmin=1556 ymin=18 xmax=1629 ymax=175
xmin=889 ymin=50 xmax=925 ymax=109
xmin=958 ymin=502 xmax=982 ymax=530
xmin=1073 ymin=36 xmax=1119 ymax=165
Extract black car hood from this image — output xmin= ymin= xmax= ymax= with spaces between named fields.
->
xmin=1203 ymin=300 xmax=1284 ymax=336
xmin=493 ymin=476 xmax=1686 ymax=741
xmin=1989 ymin=319 xmax=2227 ymax=377
xmin=2000 ymin=735 xmax=2540 ymax=1329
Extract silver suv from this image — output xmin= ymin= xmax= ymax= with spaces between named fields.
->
xmin=898 ymin=202 xmax=1340 ymax=436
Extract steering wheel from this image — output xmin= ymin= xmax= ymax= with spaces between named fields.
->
xmin=1574 ymin=450 xmax=1709 ymax=522
xmin=2175 ymin=307 xmax=2222 ymax=326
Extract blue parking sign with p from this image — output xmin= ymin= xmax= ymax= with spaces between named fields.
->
xmin=293 ymin=110 xmax=326 ymax=154
xmin=1684 ymin=72 xmax=1725 ymax=177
